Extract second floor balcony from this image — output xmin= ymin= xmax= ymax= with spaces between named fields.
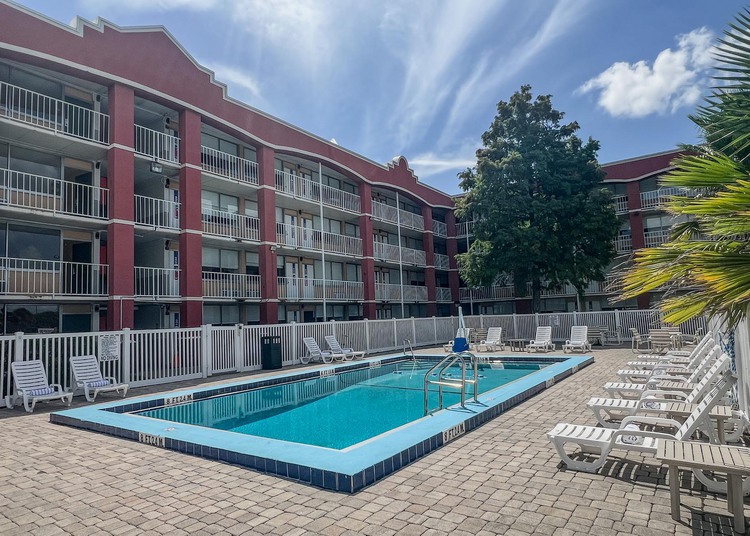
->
xmin=614 ymin=235 xmax=633 ymax=254
xmin=135 ymin=266 xmax=180 ymax=298
xmin=135 ymin=194 xmax=179 ymax=230
xmin=456 ymin=220 xmax=474 ymax=238
xmin=0 ymin=257 xmax=107 ymax=297
xmin=371 ymin=200 xmax=424 ymax=231
xmin=202 ymin=272 xmax=260 ymax=299
xmin=203 ymin=209 xmax=260 ymax=241
xmin=275 ymin=170 xmax=361 ymax=213
xmin=436 ymin=287 xmax=452 ymax=302
xmin=434 ymin=253 xmax=450 ymax=270
xmin=201 ymin=146 xmax=259 ymax=185
xmin=613 ymin=194 xmax=629 ymax=214
xmin=276 ymin=222 xmax=362 ymax=256
xmin=373 ymin=241 xmax=426 ymax=266
xmin=433 ymin=220 xmax=448 ymax=238
xmin=0 ymin=168 xmax=108 ymax=220
xmin=460 ymin=284 xmax=515 ymax=302
xmin=374 ymin=283 xmax=427 ymax=302
xmin=278 ymin=277 xmax=363 ymax=301
xmin=134 ymin=124 xmax=180 ymax=164
xmin=644 ymin=228 xmax=671 ymax=248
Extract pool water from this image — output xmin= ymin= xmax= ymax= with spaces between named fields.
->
xmin=137 ymin=359 xmax=546 ymax=449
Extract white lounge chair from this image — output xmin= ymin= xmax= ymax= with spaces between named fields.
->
xmin=8 ymin=360 xmax=72 ymax=412
xmin=70 ymin=355 xmax=129 ymax=402
xmin=547 ymin=376 xmax=733 ymax=472
xmin=616 ymin=342 xmax=719 ymax=382
xmin=527 ymin=326 xmax=554 ymax=353
xmin=443 ymin=328 xmax=472 ymax=352
xmin=477 ymin=327 xmax=504 ymax=352
xmin=588 ymin=355 xmax=731 ymax=428
xmin=625 ymin=332 xmax=714 ymax=370
xmin=562 ymin=326 xmax=591 ymax=353
xmin=603 ymin=344 xmax=722 ymax=399
xmin=301 ymin=337 xmax=344 ymax=364
xmin=325 ymin=335 xmax=365 ymax=360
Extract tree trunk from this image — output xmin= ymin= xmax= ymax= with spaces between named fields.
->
xmin=532 ymin=280 xmax=542 ymax=313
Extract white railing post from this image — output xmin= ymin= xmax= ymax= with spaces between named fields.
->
xmin=411 ymin=316 xmax=417 ymax=346
xmin=513 ymin=314 xmax=518 ymax=338
xmin=433 ymin=316 xmax=438 ymax=345
xmin=480 ymin=314 xmax=484 ymax=328
xmin=121 ymin=328 xmax=131 ymax=384
xmin=535 ymin=312 xmax=540 ymax=329
xmin=13 ymin=332 xmax=24 ymax=363
xmin=331 ymin=319 xmax=337 ymax=339
xmin=365 ymin=318 xmax=371 ymax=353
xmin=393 ymin=318 xmax=398 ymax=349
xmin=202 ymin=324 xmax=211 ymax=378
xmin=573 ymin=311 xmax=577 ymax=325
xmin=291 ymin=322 xmax=298 ymax=364
xmin=615 ymin=309 xmax=622 ymax=342
xmin=234 ymin=324 xmax=243 ymax=372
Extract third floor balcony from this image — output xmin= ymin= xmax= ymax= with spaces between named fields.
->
xmin=278 ymin=278 xmax=364 ymax=301
xmin=276 ymin=222 xmax=362 ymax=256
xmin=374 ymin=283 xmax=427 ymax=302
xmin=134 ymin=124 xmax=180 ymax=164
xmin=202 ymin=272 xmax=261 ymax=299
xmin=275 ymin=170 xmax=361 ymax=213
xmin=434 ymin=253 xmax=450 ymax=270
xmin=135 ymin=266 xmax=180 ymax=298
xmin=612 ymin=194 xmax=628 ymax=214
xmin=203 ymin=209 xmax=260 ymax=242
xmin=134 ymin=194 xmax=179 ymax=230
xmin=644 ymin=228 xmax=671 ymax=248
xmin=371 ymin=200 xmax=424 ymax=231
xmin=614 ymin=235 xmax=633 ymax=254
xmin=201 ymin=146 xmax=259 ymax=185
xmin=432 ymin=220 xmax=448 ymax=238
xmin=373 ymin=241 xmax=426 ymax=267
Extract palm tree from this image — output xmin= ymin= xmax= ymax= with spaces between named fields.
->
xmin=619 ymin=10 xmax=750 ymax=328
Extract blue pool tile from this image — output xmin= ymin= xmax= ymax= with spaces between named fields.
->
xmin=373 ymin=461 xmax=384 ymax=480
xmin=338 ymin=474 xmax=352 ymax=493
xmin=323 ymin=471 xmax=337 ymax=489
xmin=299 ymin=465 xmax=311 ymax=483
xmin=311 ymin=469 xmax=324 ymax=488
xmin=276 ymin=461 xmax=288 ymax=478
xmin=287 ymin=463 xmax=299 ymax=480
xmin=352 ymin=471 xmax=364 ymax=491
xmin=364 ymin=466 xmax=375 ymax=486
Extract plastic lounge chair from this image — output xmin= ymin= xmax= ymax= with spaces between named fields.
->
xmin=443 ymin=328 xmax=472 ymax=352
xmin=8 ymin=360 xmax=72 ymax=412
xmin=477 ymin=327 xmax=504 ymax=352
xmin=588 ymin=355 xmax=731 ymax=428
xmin=562 ymin=326 xmax=591 ymax=353
xmin=301 ymin=337 xmax=344 ymax=364
xmin=70 ymin=355 xmax=129 ymax=402
xmin=526 ymin=326 xmax=554 ymax=353
xmin=603 ymin=345 xmax=723 ymax=399
xmin=616 ymin=342 xmax=719 ymax=382
xmin=630 ymin=328 xmax=651 ymax=354
xmin=632 ymin=331 xmax=714 ymax=362
xmin=325 ymin=335 xmax=365 ymax=360
xmin=625 ymin=333 xmax=714 ymax=370
xmin=547 ymin=376 xmax=733 ymax=472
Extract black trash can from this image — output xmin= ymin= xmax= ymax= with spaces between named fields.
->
xmin=260 ymin=335 xmax=282 ymax=370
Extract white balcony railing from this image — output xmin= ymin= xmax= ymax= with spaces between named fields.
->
xmin=400 ymin=246 xmax=426 ymax=267
xmin=0 ymin=168 xmax=108 ymax=219
xmin=322 ymin=231 xmax=362 ymax=256
xmin=203 ymin=209 xmax=260 ymax=241
xmin=135 ymin=267 xmax=180 ymax=298
xmin=275 ymin=223 xmax=361 ymax=255
xmin=459 ymin=285 xmax=515 ymax=301
xmin=375 ymin=283 xmax=402 ymax=301
xmin=456 ymin=220 xmax=474 ymax=238
xmin=640 ymin=187 xmax=696 ymax=210
xmin=201 ymin=146 xmax=259 ymax=185
xmin=434 ymin=253 xmax=450 ymax=270
xmin=134 ymin=124 xmax=180 ymax=163
xmin=275 ymin=170 xmax=361 ymax=213
xmin=371 ymin=200 xmax=424 ymax=231
xmin=202 ymin=272 xmax=261 ymax=299
xmin=0 ymin=81 xmax=109 ymax=144
xmin=436 ymin=287 xmax=452 ymax=302
xmin=403 ymin=285 xmax=428 ymax=302
xmin=614 ymin=235 xmax=633 ymax=254
xmin=373 ymin=241 xmax=401 ymax=263
xmin=613 ymin=194 xmax=628 ymax=214
xmin=0 ymin=257 xmax=107 ymax=296
xmin=134 ymin=194 xmax=179 ymax=230
xmin=433 ymin=220 xmax=448 ymax=237
xmin=278 ymin=278 xmax=363 ymax=301
xmin=644 ymin=228 xmax=671 ymax=248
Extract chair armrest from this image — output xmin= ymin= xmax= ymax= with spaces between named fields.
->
xmin=620 ymin=415 xmax=682 ymax=430
xmin=105 ymin=376 xmax=118 ymax=384
xmin=50 ymin=383 xmax=66 ymax=393
xmin=611 ymin=429 xmax=678 ymax=443
xmin=640 ymin=389 xmax=688 ymax=400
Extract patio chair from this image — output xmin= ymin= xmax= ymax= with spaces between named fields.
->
xmin=526 ymin=326 xmax=554 ymax=353
xmin=588 ymin=355 xmax=731 ymax=428
xmin=633 ymin=331 xmax=714 ymax=361
xmin=630 ymin=328 xmax=651 ymax=354
xmin=603 ymin=344 xmax=723 ymax=399
xmin=70 ymin=355 xmax=129 ymax=402
xmin=625 ymin=332 xmax=715 ymax=370
xmin=8 ymin=360 xmax=72 ymax=412
xmin=325 ymin=335 xmax=365 ymax=361
xmin=562 ymin=326 xmax=591 ymax=353
xmin=547 ymin=375 xmax=734 ymax=472
xmin=477 ymin=327 xmax=504 ymax=352
xmin=301 ymin=337 xmax=344 ymax=364
xmin=683 ymin=327 xmax=705 ymax=346
xmin=443 ymin=328 xmax=472 ymax=352
xmin=616 ymin=342 xmax=719 ymax=382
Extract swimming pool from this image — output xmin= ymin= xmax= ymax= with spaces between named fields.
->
xmin=52 ymin=353 xmax=592 ymax=493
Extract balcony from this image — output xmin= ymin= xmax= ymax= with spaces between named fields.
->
xmin=456 ymin=221 xmax=474 ymax=238
xmin=202 ymin=272 xmax=260 ymax=299
xmin=640 ymin=187 xmax=696 ymax=210
xmin=134 ymin=125 xmax=180 ymax=163
xmin=135 ymin=194 xmax=179 ymax=230
xmin=375 ymin=283 xmax=402 ymax=301
xmin=460 ymin=284 xmax=515 ymax=302
xmin=644 ymin=228 xmax=671 ymax=248
xmin=0 ymin=257 xmax=107 ymax=297
xmin=275 ymin=170 xmax=361 ymax=213
xmin=203 ymin=209 xmax=260 ymax=241
xmin=0 ymin=168 xmax=108 ymax=220
xmin=0 ymin=81 xmax=109 ymax=144
xmin=401 ymin=246 xmax=426 ymax=267
xmin=276 ymin=223 xmax=361 ymax=256
xmin=614 ymin=235 xmax=633 ymax=254
xmin=201 ymin=146 xmax=258 ymax=185
xmin=135 ymin=267 xmax=180 ymax=298
xmin=433 ymin=220 xmax=448 ymax=238
xmin=613 ymin=194 xmax=628 ymax=214
xmin=373 ymin=241 xmax=400 ymax=263
xmin=371 ymin=200 xmax=424 ymax=231
xmin=434 ymin=253 xmax=450 ymax=270
xmin=403 ymin=285 xmax=428 ymax=302
xmin=278 ymin=278 xmax=363 ymax=301
xmin=436 ymin=287 xmax=452 ymax=302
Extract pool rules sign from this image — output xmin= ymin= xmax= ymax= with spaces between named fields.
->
xmin=98 ymin=333 xmax=121 ymax=362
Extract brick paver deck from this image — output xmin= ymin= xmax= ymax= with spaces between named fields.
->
xmin=0 ymin=347 xmax=744 ymax=535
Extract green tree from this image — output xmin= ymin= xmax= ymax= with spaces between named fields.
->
xmin=620 ymin=11 xmax=750 ymax=328
xmin=456 ymin=85 xmax=619 ymax=312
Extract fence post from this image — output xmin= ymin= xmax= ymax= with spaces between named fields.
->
xmin=201 ymin=324 xmax=211 ymax=378
xmin=513 ymin=314 xmax=518 ymax=339
xmin=535 ymin=312 xmax=540 ymax=329
xmin=331 ymin=319 xmax=337 ymax=339
xmin=365 ymin=318 xmax=370 ymax=353
xmin=393 ymin=318 xmax=398 ymax=350
xmin=13 ymin=332 xmax=23 ymax=363
xmin=121 ymin=328 xmax=131 ymax=384
xmin=480 ymin=314 xmax=484 ymax=329
xmin=291 ymin=322 xmax=298 ymax=364
xmin=411 ymin=316 xmax=417 ymax=346
xmin=234 ymin=324 xmax=243 ymax=372
xmin=615 ymin=309 xmax=622 ymax=342
xmin=572 ymin=311 xmax=577 ymax=325
xmin=433 ymin=316 xmax=438 ymax=345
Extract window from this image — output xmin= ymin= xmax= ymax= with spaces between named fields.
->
xmin=201 ymin=133 xmax=239 ymax=156
xmin=4 ymin=304 xmax=59 ymax=335
xmin=202 ymin=247 xmax=239 ymax=273
xmin=344 ymin=222 xmax=360 ymax=237
xmin=203 ymin=305 xmax=240 ymax=326
xmin=7 ymin=225 xmax=59 ymax=260
xmin=10 ymin=146 xmax=61 ymax=180
xmin=201 ymin=191 xmax=238 ymax=213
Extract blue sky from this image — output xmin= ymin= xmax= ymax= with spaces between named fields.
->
xmin=12 ymin=0 xmax=748 ymax=194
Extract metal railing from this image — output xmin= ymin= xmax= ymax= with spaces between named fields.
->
xmin=0 ymin=81 xmax=109 ymax=144
xmin=401 ymin=246 xmax=427 ymax=266
xmin=201 ymin=146 xmax=259 ymax=185
xmin=456 ymin=220 xmax=474 ymax=238
xmin=460 ymin=284 xmax=515 ymax=301
xmin=202 ymin=209 xmax=260 ymax=241
xmin=202 ymin=272 xmax=261 ymax=299
xmin=0 ymin=168 xmax=108 ymax=219
xmin=434 ymin=253 xmax=450 ymax=270
xmin=275 ymin=222 xmax=361 ymax=255
xmin=644 ymin=228 xmax=671 ymax=248
xmin=277 ymin=278 xmax=363 ymax=301
xmin=371 ymin=200 xmax=425 ymax=231
xmin=433 ymin=220 xmax=448 ymax=238
xmin=134 ymin=267 xmax=180 ymax=298
xmin=640 ymin=187 xmax=696 ymax=210
xmin=0 ymin=257 xmax=107 ymax=296
xmin=275 ymin=170 xmax=361 ymax=213
xmin=373 ymin=241 xmax=401 ymax=263
xmin=403 ymin=285 xmax=428 ymax=301
xmin=375 ymin=283 xmax=402 ymax=301
xmin=613 ymin=194 xmax=628 ymax=214
xmin=134 ymin=124 xmax=180 ymax=163
xmin=134 ymin=194 xmax=179 ymax=229
xmin=436 ymin=287 xmax=453 ymax=302
xmin=614 ymin=235 xmax=633 ymax=254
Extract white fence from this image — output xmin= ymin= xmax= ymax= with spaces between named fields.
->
xmin=0 ymin=309 xmax=708 ymax=408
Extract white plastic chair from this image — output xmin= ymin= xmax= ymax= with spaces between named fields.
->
xmin=70 ymin=355 xmax=129 ymax=402
xmin=477 ymin=327 xmax=504 ymax=352
xmin=324 ymin=335 xmax=365 ymax=360
xmin=526 ymin=326 xmax=554 ymax=352
xmin=562 ymin=326 xmax=590 ymax=353
xmin=8 ymin=360 xmax=72 ymax=412
xmin=301 ymin=337 xmax=344 ymax=364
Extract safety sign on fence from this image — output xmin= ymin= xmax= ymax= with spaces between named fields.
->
xmin=98 ymin=333 xmax=121 ymax=362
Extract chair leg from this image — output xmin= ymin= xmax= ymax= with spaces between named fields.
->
xmin=552 ymin=439 xmax=608 ymax=472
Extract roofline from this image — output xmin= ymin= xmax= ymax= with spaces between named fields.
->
xmin=601 ymin=148 xmax=684 ymax=168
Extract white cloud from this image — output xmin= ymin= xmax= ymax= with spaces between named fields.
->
xmin=204 ymin=62 xmax=262 ymax=101
xmin=578 ymin=27 xmax=715 ymax=118
xmin=409 ymin=141 xmax=477 ymax=179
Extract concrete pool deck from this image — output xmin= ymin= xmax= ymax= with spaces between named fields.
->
xmin=0 ymin=346 xmax=745 ymax=535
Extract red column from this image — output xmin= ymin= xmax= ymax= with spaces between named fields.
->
xmin=257 ymin=146 xmax=279 ymax=324
xmin=422 ymin=206 xmax=437 ymax=317
xmin=178 ymin=109 xmax=203 ymax=327
xmin=445 ymin=211 xmax=460 ymax=316
xmin=359 ymin=183 xmax=376 ymax=319
xmin=106 ymin=83 xmax=135 ymax=329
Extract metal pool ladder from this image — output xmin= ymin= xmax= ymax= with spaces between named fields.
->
xmin=423 ymin=351 xmax=479 ymax=415
xmin=403 ymin=339 xmax=415 ymax=360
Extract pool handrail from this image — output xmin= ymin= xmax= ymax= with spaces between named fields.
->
xmin=423 ymin=351 xmax=479 ymax=415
